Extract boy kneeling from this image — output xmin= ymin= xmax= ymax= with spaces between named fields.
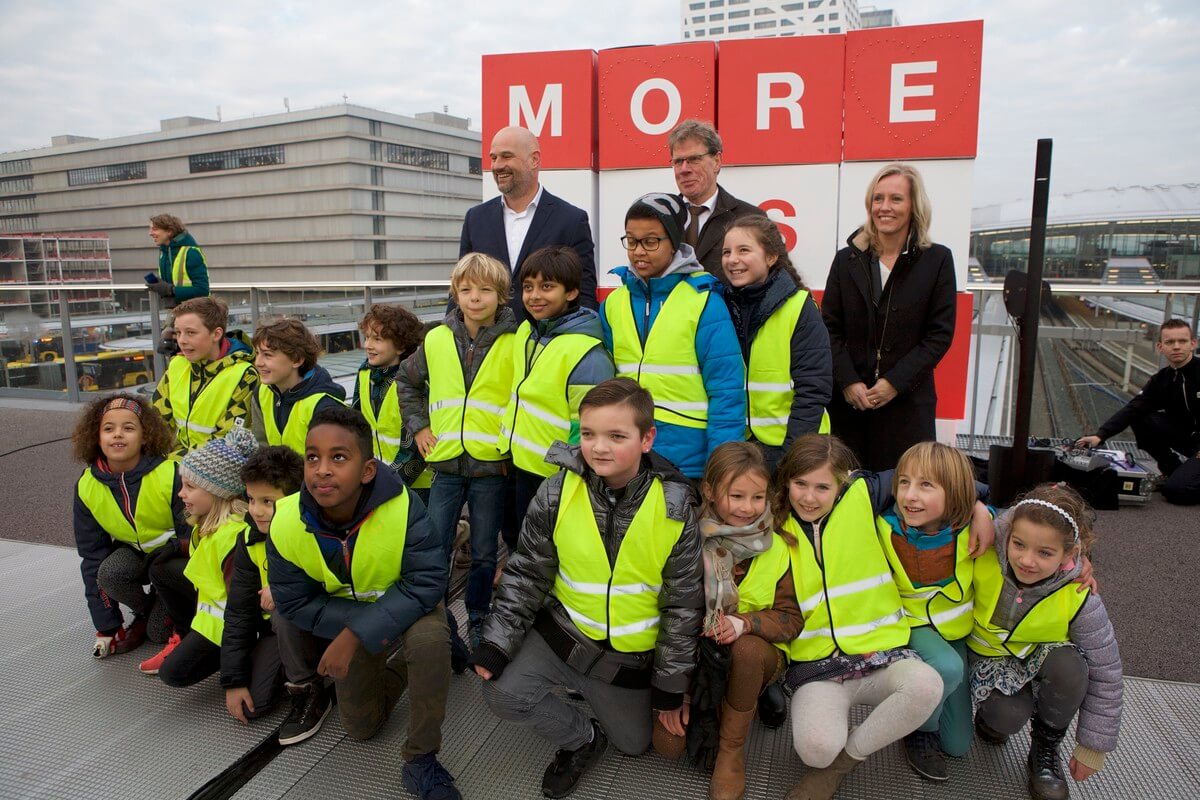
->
xmin=472 ymin=379 xmax=703 ymax=799
xmin=267 ymin=405 xmax=460 ymax=800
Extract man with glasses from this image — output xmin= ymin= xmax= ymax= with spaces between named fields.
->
xmin=668 ymin=120 xmax=764 ymax=280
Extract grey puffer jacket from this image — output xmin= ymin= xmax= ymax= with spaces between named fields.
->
xmin=987 ymin=512 xmax=1123 ymax=758
xmin=394 ymin=306 xmax=518 ymax=477
xmin=473 ymin=443 xmax=703 ymax=710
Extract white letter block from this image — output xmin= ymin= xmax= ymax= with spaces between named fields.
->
xmin=629 ymin=78 xmax=682 ymax=136
xmin=756 ymin=72 xmax=806 ymax=131
xmin=889 ymin=61 xmax=938 ymax=124
xmin=509 ymin=83 xmax=564 ymax=137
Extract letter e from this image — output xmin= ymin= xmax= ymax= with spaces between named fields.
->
xmin=889 ymin=61 xmax=937 ymax=124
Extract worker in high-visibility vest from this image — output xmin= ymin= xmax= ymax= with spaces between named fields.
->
xmin=147 ymin=213 xmax=210 ymax=306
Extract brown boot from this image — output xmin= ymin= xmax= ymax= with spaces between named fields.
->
xmin=709 ymin=701 xmax=755 ymax=800
xmin=784 ymin=749 xmax=862 ymax=800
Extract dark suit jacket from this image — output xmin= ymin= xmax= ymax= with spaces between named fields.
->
xmin=458 ymin=188 xmax=598 ymax=316
xmin=689 ymin=184 xmax=765 ymax=281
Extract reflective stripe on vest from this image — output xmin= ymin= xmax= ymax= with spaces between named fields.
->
xmin=184 ymin=517 xmax=248 ymax=646
xmin=424 ymin=325 xmax=513 ymax=463
xmin=551 ymin=471 xmax=684 ymax=653
xmin=967 ymin=550 xmax=1088 ymax=658
xmin=878 ymin=518 xmax=976 ymax=640
xmin=498 ymin=321 xmax=600 ymax=477
xmin=745 ymin=289 xmax=830 ymax=443
xmin=269 ymin=490 xmax=410 ymax=602
xmin=76 ymin=460 xmax=178 ymax=554
xmin=171 ymin=246 xmax=203 ymax=288
xmin=358 ymin=370 xmax=404 ymax=462
xmin=783 ymin=479 xmax=909 ymax=661
xmin=259 ymin=385 xmax=339 ymax=455
xmin=604 ymin=280 xmax=710 ymax=429
xmin=166 ymin=355 xmax=254 ymax=453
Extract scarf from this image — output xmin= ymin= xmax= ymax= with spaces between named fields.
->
xmin=699 ymin=507 xmax=776 ymax=634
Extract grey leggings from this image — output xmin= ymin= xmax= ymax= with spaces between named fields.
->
xmin=977 ymin=646 xmax=1089 ymax=733
xmin=95 ymin=546 xmax=171 ymax=642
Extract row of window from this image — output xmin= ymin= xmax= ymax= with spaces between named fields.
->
xmin=386 ymin=143 xmax=449 ymax=171
xmin=687 ymin=23 xmax=841 ymax=36
xmin=690 ymin=0 xmax=826 ymax=8
xmin=0 ymin=215 xmax=38 ymax=233
xmin=189 ymin=145 xmax=285 ymax=174
xmin=0 ymin=176 xmax=33 ymax=195
xmin=0 ymin=159 xmax=32 ymax=176
xmin=0 ymin=195 xmax=35 ymax=213
xmin=689 ymin=3 xmax=837 ymax=26
xmin=68 ymin=162 xmax=147 ymax=186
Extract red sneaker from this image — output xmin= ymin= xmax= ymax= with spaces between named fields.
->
xmin=139 ymin=632 xmax=181 ymax=675
xmin=94 ymin=618 xmax=149 ymax=659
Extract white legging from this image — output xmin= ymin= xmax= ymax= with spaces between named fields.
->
xmin=791 ymin=658 xmax=944 ymax=768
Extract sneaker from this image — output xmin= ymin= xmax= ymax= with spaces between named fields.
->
xmin=278 ymin=681 xmax=333 ymax=746
xmin=138 ymin=632 xmax=180 ymax=674
xmin=94 ymin=618 xmax=147 ymax=659
xmin=904 ymin=730 xmax=948 ymax=782
xmin=542 ymin=720 xmax=608 ymax=799
xmin=402 ymin=752 xmax=461 ymax=800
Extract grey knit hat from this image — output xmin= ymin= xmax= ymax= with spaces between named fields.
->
xmin=180 ymin=426 xmax=258 ymax=499
xmin=626 ymin=192 xmax=687 ymax=252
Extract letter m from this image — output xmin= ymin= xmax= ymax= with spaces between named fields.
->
xmin=509 ymin=84 xmax=563 ymax=137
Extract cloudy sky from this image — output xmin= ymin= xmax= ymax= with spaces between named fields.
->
xmin=0 ymin=0 xmax=1196 ymax=206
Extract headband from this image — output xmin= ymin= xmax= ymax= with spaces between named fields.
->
xmin=103 ymin=397 xmax=143 ymax=417
xmin=1013 ymin=498 xmax=1079 ymax=544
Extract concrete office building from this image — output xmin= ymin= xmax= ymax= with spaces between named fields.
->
xmin=859 ymin=5 xmax=901 ymax=28
xmin=0 ymin=105 xmax=482 ymax=300
xmin=681 ymin=0 xmax=861 ymax=40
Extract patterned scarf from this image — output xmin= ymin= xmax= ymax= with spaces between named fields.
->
xmin=699 ymin=507 xmax=776 ymax=635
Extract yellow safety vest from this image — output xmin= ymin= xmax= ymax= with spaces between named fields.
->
xmin=498 ymin=321 xmax=601 ymax=477
xmin=783 ymin=479 xmax=910 ymax=662
xmin=356 ymin=370 xmax=432 ymax=489
xmin=967 ymin=550 xmax=1089 ymax=658
xmin=423 ymin=325 xmax=513 ymax=463
xmin=259 ymin=385 xmax=339 ymax=455
xmin=184 ymin=516 xmax=249 ymax=646
xmin=76 ymin=460 xmax=178 ymax=553
xmin=551 ymin=471 xmax=684 ymax=653
xmin=244 ymin=528 xmax=272 ymax=622
xmin=166 ymin=355 xmax=254 ymax=453
xmin=734 ymin=533 xmax=792 ymax=616
xmin=171 ymin=246 xmax=203 ymax=288
xmin=604 ymin=279 xmax=710 ymax=430
xmin=269 ymin=490 xmax=410 ymax=601
xmin=746 ymin=290 xmax=829 ymax=444
xmin=878 ymin=519 xmax=976 ymax=640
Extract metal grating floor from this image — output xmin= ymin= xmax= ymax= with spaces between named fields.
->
xmin=3 ymin=539 xmax=1198 ymax=800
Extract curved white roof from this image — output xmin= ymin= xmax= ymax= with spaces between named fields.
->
xmin=972 ymin=183 xmax=1200 ymax=232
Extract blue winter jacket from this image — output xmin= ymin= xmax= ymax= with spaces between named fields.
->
xmin=600 ymin=248 xmax=747 ymax=478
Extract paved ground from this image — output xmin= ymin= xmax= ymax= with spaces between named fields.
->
xmin=1 ymin=400 xmax=1196 ymax=683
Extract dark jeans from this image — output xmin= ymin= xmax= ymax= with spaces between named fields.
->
xmin=1131 ymin=411 xmax=1200 ymax=504
xmin=159 ymin=630 xmax=281 ymax=718
xmin=426 ymin=472 xmax=504 ymax=618
xmin=272 ymin=606 xmax=451 ymax=759
xmin=147 ymin=551 xmax=196 ymax=634
xmin=977 ymin=646 xmax=1089 ymax=733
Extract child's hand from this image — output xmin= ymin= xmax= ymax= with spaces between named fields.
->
xmin=657 ymin=704 xmax=690 ymax=738
xmin=259 ymin=586 xmax=275 ymax=613
xmin=415 ymin=427 xmax=437 ymax=458
xmin=1069 ymin=757 xmax=1096 ymax=781
xmin=1074 ymin=556 xmax=1098 ymax=594
xmin=317 ymin=628 xmax=360 ymax=680
xmin=474 ymin=665 xmax=494 ymax=681
xmin=225 ymin=687 xmax=255 ymax=724
xmin=969 ymin=501 xmax=995 ymax=557
xmin=707 ymin=614 xmax=745 ymax=645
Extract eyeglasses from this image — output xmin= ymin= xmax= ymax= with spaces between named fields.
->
xmin=620 ymin=235 xmax=664 ymax=252
xmin=671 ymin=153 xmax=712 ymax=168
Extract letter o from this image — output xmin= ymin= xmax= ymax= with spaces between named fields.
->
xmin=629 ymin=78 xmax=682 ymax=136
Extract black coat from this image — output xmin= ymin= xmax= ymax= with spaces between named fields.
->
xmin=688 ymin=185 xmax=764 ymax=281
xmin=1096 ymin=356 xmax=1200 ymax=443
xmin=821 ymin=229 xmax=956 ymax=471
xmin=220 ymin=518 xmax=272 ymax=689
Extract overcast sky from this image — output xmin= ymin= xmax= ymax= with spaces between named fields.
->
xmin=0 ymin=0 xmax=1195 ymax=206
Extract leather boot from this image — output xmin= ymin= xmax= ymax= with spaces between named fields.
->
xmin=1027 ymin=717 xmax=1070 ymax=800
xmin=784 ymin=749 xmax=862 ymax=800
xmin=709 ymin=701 xmax=755 ymax=800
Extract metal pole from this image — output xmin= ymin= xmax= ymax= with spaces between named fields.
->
xmin=968 ymin=290 xmax=985 ymax=450
xmin=1191 ymin=293 xmax=1200 ymax=337
xmin=1010 ymin=139 xmax=1053 ymax=477
xmin=60 ymin=291 xmax=81 ymax=404
xmin=1122 ymin=344 xmax=1134 ymax=393
xmin=1160 ymin=292 xmax=1174 ymax=368
xmin=250 ymin=288 xmax=260 ymax=330
xmin=149 ymin=291 xmax=165 ymax=378
xmin=363 ymin=286 xmax=373 ymax=313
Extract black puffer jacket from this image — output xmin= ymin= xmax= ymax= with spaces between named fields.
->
xmin=250 ymin=364 xmax=347 ymax=446
xmin=220 ymin=517 xmax=273 ymax=689
xmin=473 ymin=443 xmax=704 ymax=710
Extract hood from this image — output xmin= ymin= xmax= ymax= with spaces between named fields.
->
xmin=610 ymin=245 xmax=712 ymax=295
xmin=161 ymin=231 xmax=199 ymax=253
xmin=993 ymin=510 xmax=1082 ymax=591
xmin=265 ymin=364 xmax=347 ymax=406
xmin=296 ymin=460 xmax=405 ymax=536
xmin=87 ymin=453 xmax=167 ymax=487
xmin=532 ymin=305 xmax=604 ymax=341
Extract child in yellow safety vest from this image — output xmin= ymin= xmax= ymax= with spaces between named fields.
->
xmin=138 ymin=427 xmax=259 ymax=686
xmin=249 ymin=318 xmax=346 ymax=454
xmin=969 ymin=484 xmax=1122 ymax=800
xmin=776 ymin=434 xmax=946 ymax=800
xmin=72 ymin=393 xmax=189 ymax=658
xmin=651 ymin=441 xmax=803 ymax=800
xmin=220 ymin=445 xmax=303 ymax=725
xmin=472 ymin=379 xmax=704 ymax=800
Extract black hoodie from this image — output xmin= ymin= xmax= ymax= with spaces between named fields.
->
xmin=250 ymin=364 xmax=347 ymax=445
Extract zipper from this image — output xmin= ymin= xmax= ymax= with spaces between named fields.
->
xmin=603 ymin=493 xmax=618 ymax=643
xmin=117 ymin=472 xmax=140 ymax=552
xmin=185 ymin=363 xmax=211 ymax=448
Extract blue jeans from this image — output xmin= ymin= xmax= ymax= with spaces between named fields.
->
xmin=908 ymin=626 xmax=972 ymax=756
xmin=426 ymin=472 xmax=504 ymax=618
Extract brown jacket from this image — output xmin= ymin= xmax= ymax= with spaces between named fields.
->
xmin=731 ymin=561 xmax=803 ymax=642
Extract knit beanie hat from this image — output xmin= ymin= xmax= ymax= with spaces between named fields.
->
xmin=626 ymin=193 xmax=686 ymax=252
xmin=179 ymin=426 xmax=258 ymax=499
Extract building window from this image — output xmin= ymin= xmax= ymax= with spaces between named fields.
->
xmin=468 ymin=156 xmax=482 ymax=175
xmin=809 ymin=0 xmax=823 ymax=7
xmin=386 ymin=144 xmax=450 ymax=171
xmin=0 ymin=215 xmax=37 ymax=233
xmin=754 ymin=6 xmax=774 ymax=14
xmin=729 ymin=9 xmax=749 ymax=17
xmin=814 ymin=13 xmax=824 ymax=22
xmin=0 ymin=159 xmax=32 ymax=176
xmin=729 ymin=0 xmax=748 ymax=4
xmin=684 ymin=31 xmax=690 ymax=37
xmin=754 ymin=19 xmax=776 ymax=29
xmin=829 ymin=26 xmax=840 ymax=32
xmin=689 ymin=1 xmax=704 ymax=8
xmin=0 ymin=195 xmax=35 ymax=213
xmin=782 ymin=1 xmax=805 ymax=9
xmin=189 ymin=145 xmax=284 ymax=173
xmin=0 ymin=176 xmax=33 ymax=194
xmin=830 ymin=12 xmax=838 ymax=20
xmin=781 ymin=18 xmax=796 ymax=25
xmin=710 ymin=26 xmax=725 ymax=34
xmin=710 ymin=12 xmax=724 ymax=20
xmin=729 ymin=22 xmax=749 ymax=31
xmin=693 ymin=15 xmax=705 ymax=22
xmin=67 ymin=161 xmax=147 ymax=186
xmin=709 ymin=0 xmax=724 ymax=6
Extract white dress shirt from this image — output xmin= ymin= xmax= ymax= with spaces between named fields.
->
xmin=502 ymin=184 xmax=544 ymax=267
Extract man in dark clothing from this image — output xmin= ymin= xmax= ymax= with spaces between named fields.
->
xmin=1077 ymin=319 xmax=1200 ymax=505
xmin=668 ymin=119 xmax=764 ymax=281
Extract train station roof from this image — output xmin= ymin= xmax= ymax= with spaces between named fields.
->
xmin=972 ymin=183 xmax=1200 ymax=232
